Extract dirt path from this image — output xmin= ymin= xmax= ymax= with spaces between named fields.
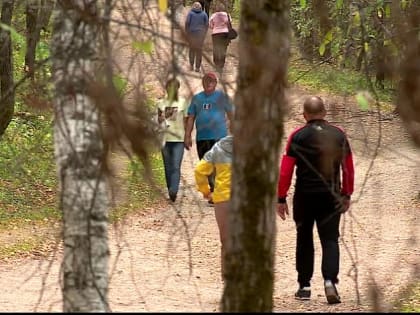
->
xmin=0 ymin=3 xmax=419 ymax=312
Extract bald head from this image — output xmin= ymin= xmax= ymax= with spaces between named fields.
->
xmin=303 ymin=96 xmax=326 ymax=120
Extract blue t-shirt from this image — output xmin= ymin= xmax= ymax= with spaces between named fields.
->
xmin=187 ymin=90 xmax=233 ymax=141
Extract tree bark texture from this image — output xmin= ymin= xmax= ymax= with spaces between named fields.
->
xmin=51 ymin=0 xmax=110 ymax=312
xmin=0 ymin=0 xmax=15 ymax=137
xmin=397 ymin=5 xmax=420 ymax=146
xmin=222 ymin=0 xmax=290 ymax=312
xmin=25 ymin=0 xmax=55 ymax=78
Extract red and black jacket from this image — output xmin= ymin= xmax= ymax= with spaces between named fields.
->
xmin=278 ymin=119 xmax=354 ymax=201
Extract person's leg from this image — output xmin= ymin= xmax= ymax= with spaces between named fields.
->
xmin=194 ymin=34 xmax=206 ymax=71
xmin=161 ymin=143 xmax=172 ymax=194
xmin=314 ymin=193 xmax=342 ymax=304
xmin=168 ymin=142 xmax=185 ymax=199
xmin=188 ymin=34 xmax=199 ymax=70
xmin=316 ymin=194 xmax=341 ymax=284
xmin=220 ymin=34 xmax=229 ymax=70
xmin=212 ymin=34 xmax=223 ymax=71
xmin=293 ymin=193 xmax=315 ymax=289
xmin=189 ymin=45 xmax=195 ymax=70
xmin=196 ymin=139 xmax=217 ymax=192
xmin=214 ymin=201 xmax=229 ymax=279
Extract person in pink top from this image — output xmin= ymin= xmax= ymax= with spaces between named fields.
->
xmin=209 ymin=3 xmax=231 ymax=74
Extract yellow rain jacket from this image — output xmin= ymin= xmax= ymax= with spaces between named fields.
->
xmin=195 ymin=135 xmax=233 ymax=203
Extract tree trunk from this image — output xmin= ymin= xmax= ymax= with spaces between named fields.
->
xmin=25 ymin=0 xmax=55 ymax=78
xmin=51 ymin=0 xmax=110 ymax=312
xmin=222 ymin=0 xmax=290 ymax=312
xmin=0 ymin=0 xmax=15 ymax=137
xmin=396 ymin=4 xmax=420 ymax=146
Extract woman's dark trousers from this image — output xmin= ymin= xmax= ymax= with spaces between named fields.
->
xmin=212 ymin=33 xmax=229 ymax=72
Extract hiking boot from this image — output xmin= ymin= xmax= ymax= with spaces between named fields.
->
xmin=324 ymin=280 xmax=341 ymax=304
xmin=294 ymin=286 xmax=311 ymax=300
xmin=207 ymin=198 xmax=214 ymax=206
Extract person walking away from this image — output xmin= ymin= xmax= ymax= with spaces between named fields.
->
xmin=276 ymin=96 xmax=355 ymax=304
xmin=184 ymin=72 xmax=233 ymax=204
xmin=198 ymin=0 xmax=212 ymax=17
xmin=156 ymin=78 xmax=188 ymax=202
xmin=209 ymin=3 xmax=230 ymax=75
xmin=185 ymin=2 xmax=208 ymax=72
xmin=194 ymin=135 xmax=232 ymax=278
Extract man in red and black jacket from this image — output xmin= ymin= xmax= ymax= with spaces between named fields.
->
xmin=277 ymin=96 xmax=354 ymax=304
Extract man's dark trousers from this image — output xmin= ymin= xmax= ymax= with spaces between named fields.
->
xmin=293 ymin=191 xmax=342 ymax=287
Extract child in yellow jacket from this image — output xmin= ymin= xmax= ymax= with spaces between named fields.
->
xmin=194 ymin=135 xmax=232 ymax=278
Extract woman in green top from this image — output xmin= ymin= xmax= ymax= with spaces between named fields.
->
xmin=157 ymin=78 xmax=188 ymax=202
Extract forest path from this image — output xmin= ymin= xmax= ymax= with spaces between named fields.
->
xmin=0 ymin=2 xmax=419 ymax=312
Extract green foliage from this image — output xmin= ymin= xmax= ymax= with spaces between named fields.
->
xmin=113 ymin=74 xmax=129 ymax=96
xmin=0 ymin=237 xmax=43 ymax=259
xmin=0 ymin=108 xmax=167 ymax=233
xmin=394 ymin=282 xmax=420 ymax=312
xmin=355 ymin=92 xmax=370 ymax=111
xmin=232 ymin=0 xmax=241 ymax=19
xmin=109 ymin=153 xmax=166 ymax=222
xmin=0 ymin=114 xmax=58 ymax=228
xmin=132 ymin=40 xmax=155 ymax=55
xmin=288 ymin=57 xmax=394 ymax=105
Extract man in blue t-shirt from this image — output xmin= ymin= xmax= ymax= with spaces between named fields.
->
xmin=184 ymin=72 xmax=233 ymax=199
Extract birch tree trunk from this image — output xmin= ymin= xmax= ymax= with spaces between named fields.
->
xmin=222 ymin=0 xmax=291 ymax=312
xmin=0 ymin=0 xmax=15 ymax=137
xmin=51 ymin=0 xmax=110 ymax=312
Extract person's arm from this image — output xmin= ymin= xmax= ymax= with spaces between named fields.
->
xmin=340 ymin=139 xmax=354 ymax=212
xmin=184 ymin=99 xmax=195 ymax=149
xmin=157 ymin=108 xmax=164 ymax=123
xmin=183 ymin=116 xmax=188 ymax=131
xmin=184 ymin=115 xmax=195 ymax=150
xmin=277 ymin=155 xmax=296 ymax=201
xmin=194 ymin=152 xmax=215 ymax=199
xmin=276 ymin=132 xmax=298 ymax=220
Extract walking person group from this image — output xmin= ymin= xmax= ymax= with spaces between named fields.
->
xmin=155 ymin=71 xmax=355 ymax=304
xmin=157 ymin=72 xmax=232 ymax=204
xmin=184 ymin=1 xmax=235 ymax=74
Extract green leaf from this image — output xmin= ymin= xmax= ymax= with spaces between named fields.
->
xmin=364 ymin=42 xmax=369 ymax=52
xmin=299 ymin=0 xmax=307 ymax=9
xmin=132 ymin=40 xmax=154 ymax=54
xmin=355 ymin=92 xmax=370 ymax=111
xmin=325 ymin=30 xmax=333 ymax=43
xmin=336 ymin=0 xmax=343 ymax=9
xmin=0 ymin=22 xmax=26 ymax=47
xmin=353 ymin=11 xmax=360 ymax=26
xmin=112 ymin=74 xmax=128 ymax=96
xmin=319 ymin=43 xmax=326 ymax=56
